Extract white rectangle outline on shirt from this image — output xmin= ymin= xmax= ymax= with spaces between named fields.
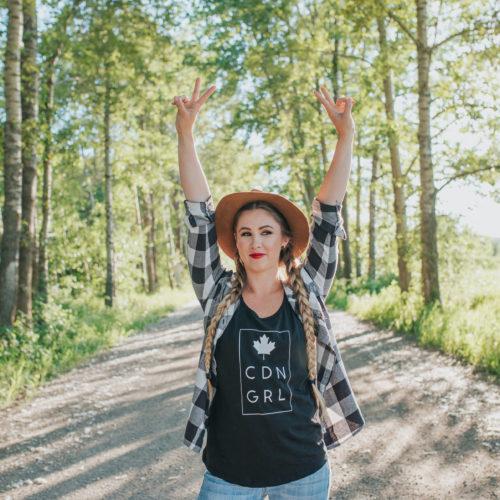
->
xmin=239 ymin=328 xmax=293 ymax=416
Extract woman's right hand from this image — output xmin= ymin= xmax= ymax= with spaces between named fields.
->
xmin=171 ymin=77 xmax=216 ymax=135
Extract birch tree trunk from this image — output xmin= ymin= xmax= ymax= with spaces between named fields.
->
xmin=18 ymin=0 xmax=39 ymax=322
xmin=315 ymin=77 xmax=328 ymax=176
xmin=104 ymin=74 xmax=115 ymax=307
xmin=170 ymin=184 xmax=183 ymax=255
xmin=36 ymin=4 xmax=75 ymax=299
xmin=368 ymin=148 xmax=378 ymax=281
xmin=0 ymin=0 xmax=23 ymax=328
xmin=330 ymin=26 xmax=352 ymax=280
xmin=134 ymin=185 xmax=147 ymax=291
xmin=150 ymin=192 xmax=158 ymax=289
xmin=141 ymin=190 xmax=158 ymax=293
xmin=416 ymin=0 xmax=441 ymax=304
xmin=377 ymin=16 xmax=412 ymax=293
xmin=341 ymin=192 xmax=353 ymax=281
xmin=31 ymin=210 xmax=38 ymax=295
xmin=355 ymin=132 xmax=362 ymax=278
xmin=37 ymin=54 xmax=56 ymax=303
xmin=330 ymin=21 xmax=340 ymax=100
xmin=289 ymin=75 xmax=315 ymax=208
xmin=162 ymin=194 xmax=175 ymax=289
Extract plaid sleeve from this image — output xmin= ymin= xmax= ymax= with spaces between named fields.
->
xmin=303 ymin=197 xmax=347 ymax=299
xmin=183 ymin=194 xmax=229 ymax=314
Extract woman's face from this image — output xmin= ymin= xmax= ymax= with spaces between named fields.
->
xmin=234 ymin=208 xmax=290 ymax=274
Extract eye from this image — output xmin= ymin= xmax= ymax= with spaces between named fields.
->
xmin=240 ymin=231 xmax=272 ymax=236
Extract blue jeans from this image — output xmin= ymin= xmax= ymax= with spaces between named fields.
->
xmin=197 ymin=459 xmax=331 ymax=499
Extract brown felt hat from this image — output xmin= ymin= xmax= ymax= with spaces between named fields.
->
xmin=215 ymin=188 xmax=310 ymax=260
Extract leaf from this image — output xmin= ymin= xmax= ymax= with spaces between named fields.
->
xmin=253 ymin=334 xmax=276 ymax=360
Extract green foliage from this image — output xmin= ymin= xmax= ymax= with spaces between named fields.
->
xmin=344 ymin=261 xmax=500 ymax=379
xmin=331 ymin=211 xmax=500 ymax=379
xmin=0 ymin=282 xmax=196 ymax=407
xmin=326 ymin=272 xmax=398 ymax=310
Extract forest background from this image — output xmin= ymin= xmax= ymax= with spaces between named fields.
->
xmin=0 ymin=0 xmax=498 ymax=406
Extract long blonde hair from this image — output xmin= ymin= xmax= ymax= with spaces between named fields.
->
xmin=203 ymin=200 xmax=328 ymax=422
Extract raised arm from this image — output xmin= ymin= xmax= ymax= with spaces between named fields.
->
xmin=172 ymin=78 xmax=232 ymax=314
xmin=172 ymin=77 xmax=216 ymax=202
xmin=313 ymin=85 xmax=355 ymax=205
xmin=303 ymin=85 xmax=355 ymax=298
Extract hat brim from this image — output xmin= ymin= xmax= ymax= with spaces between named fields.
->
xmin=215 ymin=190 xmax=310 ymax=260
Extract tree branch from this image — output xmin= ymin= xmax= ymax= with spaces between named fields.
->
xmin=436 ymin=166 xmax=499 ymax=193
xmin=431 ymin=16 xmax=499 ymax=51
xmin=431 ymin=117 xmax=461 ymax=140
xmin=384 ymin=10 xmax=419 ymax=46
xmin=432 ymin=0 xmax=445 ymax=47
xmin=431 ymin=101 xmax=497 ymax=121
xmin=403 ymin=152 xmax=420 ymax=178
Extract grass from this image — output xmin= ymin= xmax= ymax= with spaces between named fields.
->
xmin=0 ymin=283 xmax=197 ymax=408
xmin=326 ymin=267 xmax=500 ymax=380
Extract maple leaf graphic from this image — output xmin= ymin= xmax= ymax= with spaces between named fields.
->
xmin=253 ymin=334 xmax=276 ymax=360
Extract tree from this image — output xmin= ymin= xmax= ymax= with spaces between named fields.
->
xmin=379 ymin=0 xmax=498 ymax=304
xmin=67 ymin=0 xmax=160 ymax=306
xmin=37 ymin=1 xmax=79 ymax=304
xmin=368 ymin=146 xmax=378 ymax=280
xmin=17 ymin=0 xmax=39 ymax=323
xmin=376 ymin=15 xmax=411 ymax=293
xmin=0 ymin=0 xmax=24 ymax=328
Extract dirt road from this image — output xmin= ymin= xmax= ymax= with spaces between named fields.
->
xmin=0 ymin=300 xmax=498 ymax=499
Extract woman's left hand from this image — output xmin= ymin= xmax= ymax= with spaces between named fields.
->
xmin=314 ymin=85 xmax=355 ymax=139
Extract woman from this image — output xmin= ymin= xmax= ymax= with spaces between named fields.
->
xmin=172 ymin=78 xmax=365 ymax=499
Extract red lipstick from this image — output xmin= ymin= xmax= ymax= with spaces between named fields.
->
xmin=250 ymin=253 xmax=265 ymax=259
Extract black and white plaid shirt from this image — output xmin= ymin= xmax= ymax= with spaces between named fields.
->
xmin=182 ymin=194 xmax=365 ymax=453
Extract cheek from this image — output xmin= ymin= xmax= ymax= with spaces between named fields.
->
xmin=236 ymin=239 xmax=249 ymax=252
xmin=268 ymin=237 xmax=282 ymax=251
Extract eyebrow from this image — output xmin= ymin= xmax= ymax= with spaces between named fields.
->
xmin=238 ymin=225 xmax=274 ymax=231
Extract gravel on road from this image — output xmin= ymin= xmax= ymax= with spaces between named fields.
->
xmin=0 ymin=300 xmax=498 ymax=499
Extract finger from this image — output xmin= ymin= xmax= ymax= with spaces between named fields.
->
xmin=320 ymin=86 xmax=345 ymax=114
xmin=192 ymin=77 xmax=201 ymax=101
xmin=340 ymin=96 xmax=355 ymax=105
xmin=172 ymin=95 xmax=186 ymax=104
xmin=197 ymin=84 xmax=216 ymax=107
xmin=337 ymin=101 xmax=347 ymax=112
xmin=315 ymin=89 xmax=338 ymax=115
xmin=174 ymin=96 xmax=187 ymax=113
xmin=337 ymin=96 xmax=356 ymax=113
xmin=320 ymin=85 xmax=335 ymax=106
xmin=333 ymin=96 xmax=347 ymax=112
xmin=313 ymin=89 xmax=329 ymax=109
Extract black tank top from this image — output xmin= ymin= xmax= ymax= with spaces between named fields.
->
xmin=202 ymin=291 xmax=327 ymax=487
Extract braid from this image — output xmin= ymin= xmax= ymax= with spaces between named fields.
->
xmin=282 ymin=245 xmax=328 ymax=422
xmin=204 ymin=256 xmax=245 ymax=402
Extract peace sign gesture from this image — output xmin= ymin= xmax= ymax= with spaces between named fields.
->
xmin=171 ymin=77 xmax=216 ymax=134
xmin=314 ymin=84 xmax=355 ymax=139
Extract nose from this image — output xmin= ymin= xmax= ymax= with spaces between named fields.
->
xmin=248 ymin=233 xmax=261 ymax=243
xmin=250 ymin=237 xmax=263 ymax=251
